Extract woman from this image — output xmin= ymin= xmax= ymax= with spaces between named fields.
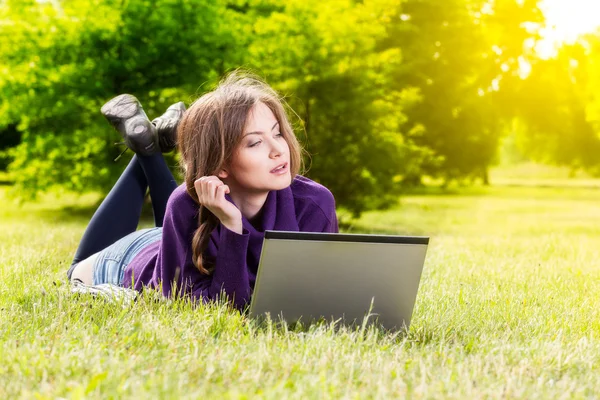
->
xmin=67 ymin=72 xmax=338 ymax=310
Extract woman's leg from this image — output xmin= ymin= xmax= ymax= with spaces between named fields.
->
xmin=69 ymin=156 xmax=148 ymax=278
xmin=68 ymin=154 xmax=178 ymax=281
xmin=136 ymin=153 xmax=178 ymax=227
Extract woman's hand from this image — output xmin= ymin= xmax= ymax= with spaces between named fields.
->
xmin=194 ymin=176 xmax=243 ymax=234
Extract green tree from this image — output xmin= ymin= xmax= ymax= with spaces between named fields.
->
xmin=507 ymin=41 xmax=600 ymax=172
xmin=586 ymin=33 xmax=600 ymax=139
xmin=0 ymin=0 xmax=238 ymax=196
xmin=2 ymin=0 xmax=432 ymax=215
xmin=7 ymin=0 xmax=585 ymax=215
xmin=233 ymin=0 xmax=430 ymax=214
xmin=382 ymin=0 xmax=543 ymax=184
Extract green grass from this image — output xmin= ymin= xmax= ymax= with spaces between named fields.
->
xmin=1 ymin=184 xmax=599 ymax=399
xmin=488 ymin=162 xmax=600 ymax=188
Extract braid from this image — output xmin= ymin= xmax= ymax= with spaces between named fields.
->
xmin=191 ymin=206 xmax=219 ymax=275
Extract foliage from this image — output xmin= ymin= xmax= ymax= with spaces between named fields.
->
xmin=0 ymin=0 xmax=233 ymax=196
xmin=3 ymin=0 xmax=600 ymax=211
xmin=494 ymin=6 xmax=600 ymax=174
xmin=481 ymin=8 xmax=600 ymax=176
xmin=508 ymin=43 xmax=600 ymax=171
xmin=382 ymin=0 xmax=544 ymax=184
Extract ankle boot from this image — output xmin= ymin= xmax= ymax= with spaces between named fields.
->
xmin=152 ymin=101 xmax=186 ymax=153
xmin=101 ymin=94 xmax=159 ymax=156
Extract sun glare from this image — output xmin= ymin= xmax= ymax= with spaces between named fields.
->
xmin=536 ymin=0 xmax=600 ymax=58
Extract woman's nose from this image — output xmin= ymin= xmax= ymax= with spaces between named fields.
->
xmin=270 ymin=139 xmax=285 ymax=157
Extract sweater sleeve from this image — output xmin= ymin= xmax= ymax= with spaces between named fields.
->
xmin=152 ymin=186 xmax=199 ymax=298
xmin=191 ymin=226 xmax=252 ymax=310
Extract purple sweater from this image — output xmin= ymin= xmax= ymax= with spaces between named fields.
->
xmin=123 ymin=175 xmax=338 ymax=309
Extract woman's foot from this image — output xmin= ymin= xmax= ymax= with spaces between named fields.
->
xmin=101 ymin=94 xmax=159 ymax=156
xmin=152 ymin=102 xmax=186 ymax=153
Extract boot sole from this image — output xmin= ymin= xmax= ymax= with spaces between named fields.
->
xmin=101 ymin=94 xmax=159 ymax=156
xmin=101 ymin=94 xmax=141 ymax=122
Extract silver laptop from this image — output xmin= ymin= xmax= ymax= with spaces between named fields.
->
xmin=249 ymin=231 xmax=429 ymax=331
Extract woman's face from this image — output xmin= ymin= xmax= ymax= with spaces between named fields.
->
xmin=221 ymin=101 xmax=292 ymax=193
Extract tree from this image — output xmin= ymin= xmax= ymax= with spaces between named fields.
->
xmin=232 ymin=0 xmax=430 ymax=214
xmin=507 ymin=41 xmax=600 ymax=172
xmin=2 ymin=0 xmax=431 ymax=215
xmin=0 ymin=0 xmax=238 ymax=196
xmin=381 ymin=0 xmax=543 ymax=184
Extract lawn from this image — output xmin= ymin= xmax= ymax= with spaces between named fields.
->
xmin=1 ymin=182 xmax=599 ymax=399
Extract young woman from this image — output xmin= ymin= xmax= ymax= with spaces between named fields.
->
xmin=67 ymin=72 xmax=338 ymax=310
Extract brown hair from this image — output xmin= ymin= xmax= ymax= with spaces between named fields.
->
xmin=177 ymin=71 xmax=303 ymax=275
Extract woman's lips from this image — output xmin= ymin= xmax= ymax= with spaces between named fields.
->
xmin=270 ymin=162 xmax=288 ymax=175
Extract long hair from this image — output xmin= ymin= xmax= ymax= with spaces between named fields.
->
xmin=177 ymin=71 xmax=303 ymax=275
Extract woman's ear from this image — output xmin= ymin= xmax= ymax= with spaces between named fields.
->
xmin=217 ymin=169 xmax=229 ymax=179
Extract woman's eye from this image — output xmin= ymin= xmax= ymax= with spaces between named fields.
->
xmin=275 ymin=132 xmax=283 ymax=138
xmin=249 ymin=140 xmax=262 ymax=148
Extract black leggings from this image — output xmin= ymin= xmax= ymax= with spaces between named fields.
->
xmin=68 ymin=154 xmax=178 ymax=278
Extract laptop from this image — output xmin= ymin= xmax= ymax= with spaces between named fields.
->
xmin=249 ymin=230 xmax=429 ymax=331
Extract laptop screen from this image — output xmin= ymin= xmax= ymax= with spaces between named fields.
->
xmin=250 ymin=231 xmax=429 ymax=331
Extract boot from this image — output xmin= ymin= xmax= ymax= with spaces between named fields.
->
xmin=101 ymin=94 xmax=159 ymax=156
xmin=152 ymin=101 xmax=186 ymax=153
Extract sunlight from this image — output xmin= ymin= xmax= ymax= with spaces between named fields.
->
xmin=536 ymin=0 xmax=600 ymax=58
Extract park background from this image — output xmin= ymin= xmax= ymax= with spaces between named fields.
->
xmin=1 ymin=0 xmax=599 ymax=398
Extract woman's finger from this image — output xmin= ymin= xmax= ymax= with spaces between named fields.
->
xmin=194 ymin=176 xmax=207 ymax=194
xmin=194 ymin=177 xmax=204 ymax=204
xmin=195 ymin=176 xmax=211 ymax=205
xmin=215 ymin=184 xmax=229 ymax=202
xmin=206 ymin=179 xmax=222 ymax=201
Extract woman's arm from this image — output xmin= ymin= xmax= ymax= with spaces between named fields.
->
xmin=155 ymin=182 xmax=252 ymax=309
xmin=191 ymin=226 xmax=252 ymax=309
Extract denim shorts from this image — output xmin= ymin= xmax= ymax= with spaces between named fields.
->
xmin=92 ymin=227 xmax=163 ymax=286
